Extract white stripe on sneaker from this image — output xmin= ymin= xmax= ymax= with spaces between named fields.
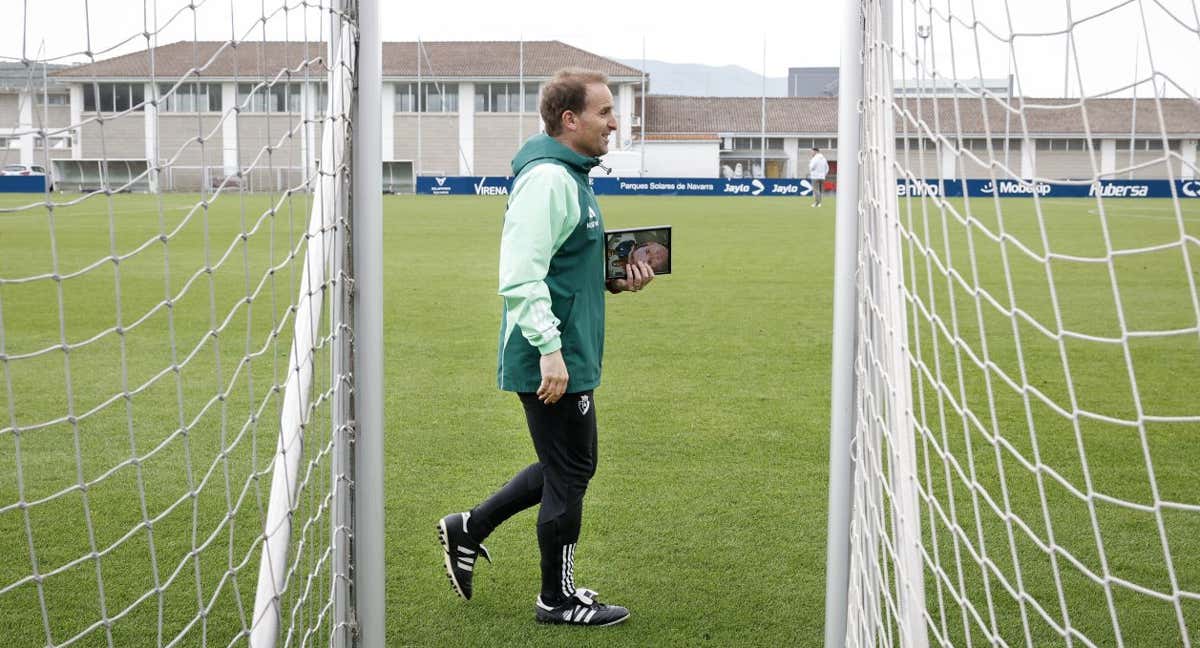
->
xmin=573 ymin=606 xmax=588 ymax=622
xmin=456 ymin=546 xmax=475 ymax=555
xmin=456 ymin=561 xmax=473 ymax=571
xmin=584 ymin=609 xmax=597 ymax=624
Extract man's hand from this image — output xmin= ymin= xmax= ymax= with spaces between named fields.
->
xmin=537 ymin=349 xmax=569 ymax=404
xmin=607 ymin=260 xmax=655 ymax=293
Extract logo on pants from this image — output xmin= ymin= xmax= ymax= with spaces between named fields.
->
xmin=577 ymin=394 xmax=591 ymax=416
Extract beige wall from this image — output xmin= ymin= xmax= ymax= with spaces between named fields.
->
xmin=81 ymin=113 xmax=146 ymax=159
xmin=30 ymin=103 xmax=71 ymax=127
xmin=1123 ymin=150 xmax=1174 ymax=180
xmin=1032 ymin=150 xmax=1102 ymax=180
xmin=394 ymin=114 xmax=459 ymax=176
xmin=473 ymin=114 xmax=540 ymax=176
xmin=0 ymin=94 xmax=71 ymax=129
xmin=895 ymin=145 xmax=942 ymax=180
xmin=43 ymin=106 xmax=71 ymax=129
xmin=237 ymin=114 xmax=307 ymax=169
xmin=957 ymin=143 xmax=1024 ymax=179
xmin=157 ymin=115 xmax=224 ymax=167
xmin=0 ymin=94 xmax=18 ymax=126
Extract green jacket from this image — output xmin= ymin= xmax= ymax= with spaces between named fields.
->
xmin=497 ymin=133 xmax=607 ymax=393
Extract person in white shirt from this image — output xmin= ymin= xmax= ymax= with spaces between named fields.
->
xmin=808 ymin=147 xmax=830 ymax=207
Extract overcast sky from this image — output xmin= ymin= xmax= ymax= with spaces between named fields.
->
xmin=3 ymin=0 xmax=1199 ymax=98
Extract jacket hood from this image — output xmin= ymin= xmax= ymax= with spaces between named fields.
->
xmin=511 ymin=133 xmax=602 ymax=177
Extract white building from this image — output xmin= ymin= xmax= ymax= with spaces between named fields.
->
xmin=2 ymin=43 xmax=1198 ymax=190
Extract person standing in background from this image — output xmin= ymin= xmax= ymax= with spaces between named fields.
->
xmin=809 ymin=147 xmax=829 ymax=207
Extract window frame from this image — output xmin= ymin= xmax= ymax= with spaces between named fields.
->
xmin=157 ymin=82 xmax=224 ymax=113
xmin=82 ymin=82 xmax=145 ymax=113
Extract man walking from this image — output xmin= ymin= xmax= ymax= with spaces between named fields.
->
xmin=437 ymin=68 xmax=654 ymax=627
xmin=809 ymin=147 xmax=829 ymax=207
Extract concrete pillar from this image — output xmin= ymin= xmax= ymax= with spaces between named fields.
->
xmin=18 ymin=90 xmax=33 ymax=165
xmin=381 ymin=82 xmax=395 ymax=161
xmin=458 ymin=82 xmax=474 ymax=175
xmin=1101 ymin=138 xmax=1116 ymax=179
xmin=1181 ymin=139 xmax=1196 ymax=179
xmin=222 ymin=82 xmax=238 ymax=178
xmin=302 ymin=82 xmax=317 ymax=183
xmin=940 ymin=141 xmax=956 ymax=179
xmin=70 ymin=84 xmax=83 ymax=159
xmin=618 ymin=84 xmax=633 ymax=150
xmin=143 ymin=83 xmax=159 ymax=192
xmin=784 ymin=136 xmax=800 ymax=178
xmin=1021 ymin=139 xmax=1035 ymax=179
xmin=538 ymin=82 xmax=546 ymax=134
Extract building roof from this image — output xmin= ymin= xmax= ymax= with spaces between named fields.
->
xmin=644 ymin=96 xmax=840 ymax=134
xmin=895 ymin=96 xmax=1200 ymax=137
xmin=50 ymin=40 xmax=643 ymax=81
xmin=641 ymin=133 xmax=721 ymax=141
xmin=0 ymin=62 xmax=70 ymax=92
xmin=644 ymin=95 xmax=1200 ymax=137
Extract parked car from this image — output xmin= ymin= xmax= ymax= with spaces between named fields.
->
xmin=1 ymin=163 xmax=55 ymax=191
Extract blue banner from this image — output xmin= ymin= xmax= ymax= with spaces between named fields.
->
xmin=416 ymin=175 xmax=825 ymax=197
xmin=416 ymin=175 xmax=1200 ymax=199
xmin=416 ymin=176 xmax=513 ymax=196
xmin=590 ymin=177 xmax=823 ymax=196
xmin=0 ymin=176 xmax=49 ymax=193
xmin=897 ymin=178 xmax=1200 ymax=199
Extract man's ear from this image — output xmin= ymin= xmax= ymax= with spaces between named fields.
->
xmin=561 ymin=110 xmax=578 ymax=132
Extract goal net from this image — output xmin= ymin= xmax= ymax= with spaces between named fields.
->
xmin=833 ymin=0 xmax=1200 ymax=647
xmin=0 ymin=1 xmax=378 ymax=646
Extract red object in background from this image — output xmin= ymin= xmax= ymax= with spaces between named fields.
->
xmin=825 ymin=160 xmax=838 ymax=191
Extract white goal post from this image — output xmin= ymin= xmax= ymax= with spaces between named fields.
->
xmin=828 ymin=1 xmax=1200 ymax=647
xmin=0 ymin=0 xmax=383 ymax=646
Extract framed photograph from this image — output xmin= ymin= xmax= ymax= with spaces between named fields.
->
xmin=605 ymin=225 xmax=672 ymax=281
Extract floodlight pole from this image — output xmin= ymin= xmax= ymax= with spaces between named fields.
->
xmin=352 ymin=0 xmax=386 ymax=645
xmin=640 ymin=37 xmax=647 ymax=176
xmin=824 ymin=0 xmax=864 ymax=646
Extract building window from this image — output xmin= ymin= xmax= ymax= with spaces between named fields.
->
xmin=894 ymin=138 xmax=936 ymax=150
xmin=41 ymin=94 xmax=69 ymax=106
xmin=422 ymin=83 xmax=457 ymax=112
xmin=1034 ymin=138 xmax=1106 ymax=152
xmin=394 ymin=82 xmax=458 ymax=113
xmin=395 ymin=83 xmax=416 ymax=112
xmin=237 ymin=82 xmax=303 ymax=113
xmin=38 ymin=135 xmax=71 ymax=149
xmin=475 ymin=82 xmax=537 ymax=113
xmin=158 ymin=82 xmax=223 ymax=112
xmin=729 ymin=137 xmax=785 ymax=151
xmin=798 ymin=137 xmax=837 ymax=150
xmin=82 ymin=83 xmax=145 ymax=113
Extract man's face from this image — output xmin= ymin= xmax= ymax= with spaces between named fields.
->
xmin=564 ymin=83 xmax=617 ymax=157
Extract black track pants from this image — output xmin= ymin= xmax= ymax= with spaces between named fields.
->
xmin=468 ymin=390 xmax=597 ymax=604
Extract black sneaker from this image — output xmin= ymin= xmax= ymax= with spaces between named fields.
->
xmin=437 ymin=512 xmax=491 ymax=600
xmin=535 ymin=588 xmax=630 ymax=627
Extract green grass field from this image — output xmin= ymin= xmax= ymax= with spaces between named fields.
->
xmin=0 ymin=192 xmax=1197 ymax=647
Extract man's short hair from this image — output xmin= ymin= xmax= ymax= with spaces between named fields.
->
xmin=541 ymin=68 xmax=610 ymax=137
xmin=812 ymin=147 xmax=821 ymax=153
